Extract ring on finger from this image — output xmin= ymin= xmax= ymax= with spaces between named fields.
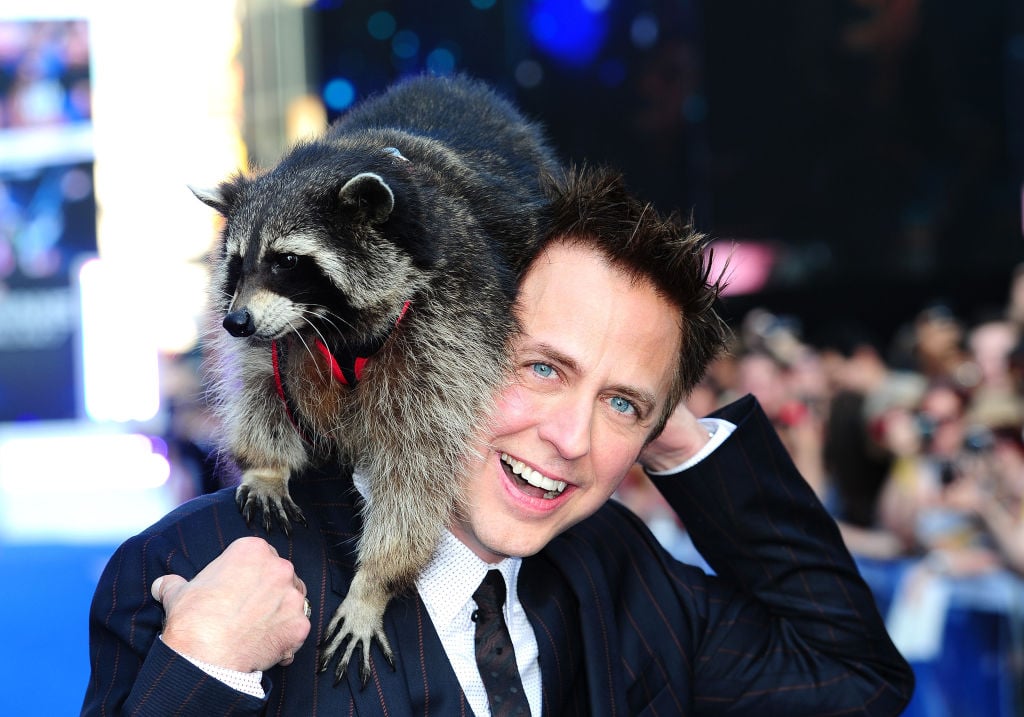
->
xmin=303 ymin=597 xmax=312 ymax=619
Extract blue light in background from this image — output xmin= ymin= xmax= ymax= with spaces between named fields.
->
xmin=367 ymin=11 xmax=397 ymax=40
xmin=470 ymin=0 xmax=497 ymax=9
xmin=323 ymin=78 xmax=356 ymax=111
xmin=1009 ymin=33 xmax=1024 ymax=61
xmin=426 ymin=47 xmax=457 ymax=75
xmin=391 ymin=30 xmax=420 ymax=60
xmin=630 ymin=12 xmax=659 ymax=49
xmin=515 ymin=59 xmax=544 ymax=89
xmin=528 ymin=0 xmax=608 ymax=67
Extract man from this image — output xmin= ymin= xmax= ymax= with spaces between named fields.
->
xmin=83 ymin=167 xmax=913 ymax=715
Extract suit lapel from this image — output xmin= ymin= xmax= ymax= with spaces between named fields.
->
xmin=519 ymin=553 xmax=588 ymax=716
xmin=387 ymin=591 xmax=472 ymax=716
xmin=535 ymin=535 xmax=630 ymax=717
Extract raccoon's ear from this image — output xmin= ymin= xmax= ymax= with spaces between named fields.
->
xmin=188 ymin=184 xmax=232 ymax=216
xmin=338 ymin=172 xmax=394 ymax=225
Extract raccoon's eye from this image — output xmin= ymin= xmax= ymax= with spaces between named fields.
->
xmin=271 ymin=253 xmax=299 ymax=272
xmin=225 ymin=254 xmax=242 ymax=291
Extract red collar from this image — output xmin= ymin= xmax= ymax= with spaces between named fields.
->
xmin=271 ymin=300 xmax=409 ymax=443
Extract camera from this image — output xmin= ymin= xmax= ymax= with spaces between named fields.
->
xmin=962 ymin=425 xmax=995 ymax=454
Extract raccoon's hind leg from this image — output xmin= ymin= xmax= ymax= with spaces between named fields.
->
xmin=235 ymin=466 xmax=306 ymax=535
xmin=317 ymin=479 xmax=448 ymax=685
xmin=318 ymin=566 xmax=395 ymax=686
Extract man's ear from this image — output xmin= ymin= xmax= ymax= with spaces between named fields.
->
xmin=338 ymin=172 xmax=395 ymax=225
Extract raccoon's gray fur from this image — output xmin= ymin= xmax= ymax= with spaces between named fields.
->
xmin=192 ymin=74 xmax=559 ymax=683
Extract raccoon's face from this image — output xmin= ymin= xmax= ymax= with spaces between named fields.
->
xmin=193 ymin=164 xmax=425 ymax=352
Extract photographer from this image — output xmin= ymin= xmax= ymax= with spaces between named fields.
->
xmin=877 ymin=380 xmax=1017 ymax=574
xmin=943 ymin=396 xmax=1024 ymax=576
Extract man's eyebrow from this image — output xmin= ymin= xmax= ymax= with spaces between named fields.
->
xmin=529 ymin=341 xmax=580 ymax=374
xmin=609 ymin=384 xmax=659 ymax=419
xmin=530 ymin=341 xmax=659 ymax=417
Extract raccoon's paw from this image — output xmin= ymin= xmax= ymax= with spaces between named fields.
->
xmin=235 ymin=476 xmax=306 ymax=535
xmin=317 ymin=577 xmax=395 ymax=687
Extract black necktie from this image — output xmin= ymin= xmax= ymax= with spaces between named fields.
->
xmin=472 ymin=570 xmax=531 ymax=716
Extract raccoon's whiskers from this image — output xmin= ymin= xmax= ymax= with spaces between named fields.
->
xmin=294 ymin=312 xmax=335 ymax=384
xmin=285 ymin=318 xmax=320 ymax=368
xmin=302 ymin=311 xmax=335 ymax=349
xmin=317 ymin=307 xmax=358 ymax=337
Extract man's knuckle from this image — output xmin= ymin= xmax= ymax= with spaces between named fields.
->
xmin=233 ymin=536 xmax=267 ymax=554
xmin=270 ymin=558 xmax=296 ymax=582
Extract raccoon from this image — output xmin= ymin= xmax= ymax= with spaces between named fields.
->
xmin=191 ymin=74 xmax=559 ymax=683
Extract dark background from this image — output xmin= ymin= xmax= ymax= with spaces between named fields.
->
xmin=307 ymin=0 xmax=1024 ymax=348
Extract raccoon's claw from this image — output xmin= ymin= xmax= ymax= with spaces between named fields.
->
xmin=265 ymin=493 xmax=307 ymax=535
xmin=319 ymin=628 xmax=395 ymax=688
xmin=315 ymin=630 xmax=391 ymax=684
xmin=317 ymin=624 xmax=396 ymax=688
xmin=235 ymin=483 xmax=306 ymax=535
xmin=318 ymin=588 xmax=395 ymax=688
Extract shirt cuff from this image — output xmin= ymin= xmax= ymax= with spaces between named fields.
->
xmin=644 ymin=418 xmax=737 ymax=475
xmin=158 ymin=635 xmax=266 ymax=698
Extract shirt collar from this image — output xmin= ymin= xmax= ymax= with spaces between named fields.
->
xmin=353 ymin=471 xmax=522 ymax=629
xmin=416 ymin=529 xmax=522 ymax=631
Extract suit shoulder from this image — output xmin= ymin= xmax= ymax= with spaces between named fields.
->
xmin=556 ymin=498 xmax=661 ymax=558
xmin=142 ymin=486 xmax=245 ymax=538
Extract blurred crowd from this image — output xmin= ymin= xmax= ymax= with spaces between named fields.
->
xmin=0 ymin=19 xmax=91 ymax=129
xmin=620 ymin=264 xmax=1024 ymax=580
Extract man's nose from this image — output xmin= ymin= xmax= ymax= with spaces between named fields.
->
xmin=538 ymin=396 xmax=593 ymax=460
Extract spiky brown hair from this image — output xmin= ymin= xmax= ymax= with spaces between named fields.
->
xmin=539 ymin=164 xmax=731 ymax=435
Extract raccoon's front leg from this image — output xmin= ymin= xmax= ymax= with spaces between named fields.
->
xmin=229 ymin=402 xmax=310 ymax=534
xmin=235 ymin=466 xmax=305 ymax=535
xmin=318 ymin=480 xmax=448 ymax=685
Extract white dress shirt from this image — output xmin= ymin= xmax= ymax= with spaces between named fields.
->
xmin=416 ymin=530 xmax=541 ymax=717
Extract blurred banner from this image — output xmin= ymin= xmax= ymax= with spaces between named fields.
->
xmin=0 ymin=17 xmax=96 ymax=421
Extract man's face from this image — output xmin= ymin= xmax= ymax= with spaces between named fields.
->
xmin=451 ymin=240 xmax=681 ymax=563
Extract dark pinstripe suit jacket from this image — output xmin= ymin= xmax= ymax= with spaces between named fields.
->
xmin=82 ymin=395 xmax=913 ymax=716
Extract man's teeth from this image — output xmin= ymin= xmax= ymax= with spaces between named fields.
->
xmin=500 ymin=453 xmax=566 ymax=494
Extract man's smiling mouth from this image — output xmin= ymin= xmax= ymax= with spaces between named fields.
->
xmin=500 ymin=453 xmax=567 ymax=499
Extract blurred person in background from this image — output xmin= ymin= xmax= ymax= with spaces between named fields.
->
xmin=897 ymin=303 xmax=974 ymax=387
xmin=735 ymin=310 xmax=828 ymax=497
xmin=160 ymin=350 xmax=223 ymax=499
xmin=817 ymin=324 xmax=926 ymax=559
xmin=944 ymin=393 xmax=1024 ymax=575
xmin=1005 ymin=263 xmax=1024 ymax=331
xmin=876 ymin=378 xmax=1007 ymax=574
xmin=967 ymin=318 xmax=1020 ymax=393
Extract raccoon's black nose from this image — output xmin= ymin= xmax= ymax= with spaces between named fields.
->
xmin=223 ymin=309 xmax=257 ymax=337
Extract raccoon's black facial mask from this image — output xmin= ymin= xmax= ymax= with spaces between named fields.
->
xmin=196 ymin=168 xmax=414 ymax=349
xmin=221 ymin=251 xmax=332 ymax=338
xmin=219 ymin=249 xmax=368 ymax=343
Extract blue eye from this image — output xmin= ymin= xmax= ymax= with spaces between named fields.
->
xmin=609 ymin=396 xmax=636 ymax=415
xmin=531 ymin=363 xmax=554 ymax=378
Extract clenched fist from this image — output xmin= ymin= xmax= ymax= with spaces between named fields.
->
xmin=152 ymin=536 xmax=311 ymax=672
